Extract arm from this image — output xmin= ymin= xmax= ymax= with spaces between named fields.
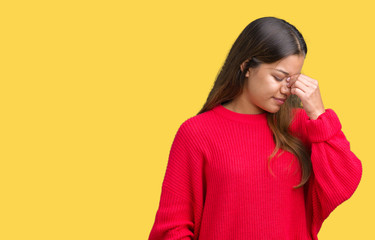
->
xmin=296 ymin=108 xmax=363 ymax=239
xmin=148 ymin=120 xmax=205 ymax=240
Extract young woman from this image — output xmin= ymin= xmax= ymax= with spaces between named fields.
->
xmin=148 ymin=16 xmax=362 ymax=240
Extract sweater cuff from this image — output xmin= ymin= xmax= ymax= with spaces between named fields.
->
xmin=305 ymin=109 xmax=342 ymax=143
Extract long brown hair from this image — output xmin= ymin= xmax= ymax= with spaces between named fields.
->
xmin=197 ymin=17 xmax=312 ymax=189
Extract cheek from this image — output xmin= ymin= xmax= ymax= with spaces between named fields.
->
xmin=245 ymin=80 xmax=259 ymax=96
xmin=246 ymin=81 xmax=267 ymax=101
xmin=246 ymin=77 xmax=276 ymax=99
xmin=258 ymin=78 xmax=277 ymax=96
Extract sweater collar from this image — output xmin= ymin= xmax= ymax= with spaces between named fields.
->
xmin=212 ymin=104 xmax=268 ymax=124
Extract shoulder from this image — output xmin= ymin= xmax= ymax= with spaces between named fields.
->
xmin=170 ymin=112 xmax=212 ymax=155
xmin=179 ymin=108 xmax=216 ymax=132
xmin=174 ymin=108 xmax=217 ymax=145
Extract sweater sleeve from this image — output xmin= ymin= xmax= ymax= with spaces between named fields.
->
xmin=148 ymin=120 xmax=205 ymax=240
xmin=295 ymin=108 xmax=363 ymax=240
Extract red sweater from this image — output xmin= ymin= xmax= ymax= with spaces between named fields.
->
xmin=149 ymin=104 xmax=362 ymax=240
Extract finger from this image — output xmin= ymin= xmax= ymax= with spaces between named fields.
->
xmin=291 ymin=86 xmax=305 ymax=99
xmin=286 ymin=73 xmax=301 ymax=86
xmin=289 ymin=76 xmax=311 ymax=89
xmin=298 ymin=74 xmax=318 ymax=86
xmin=290 ymin=81 xmax=309 ymax=93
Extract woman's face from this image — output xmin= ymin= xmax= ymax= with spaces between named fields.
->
xmin=239 ymin=54 xmax=305 ymax=114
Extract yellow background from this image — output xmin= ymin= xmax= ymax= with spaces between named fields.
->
xmin=1 ymin=0 xmax=373 ymax=239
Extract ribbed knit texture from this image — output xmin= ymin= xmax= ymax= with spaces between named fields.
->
xmin=149 ymin=104 xmax=362 ymax=240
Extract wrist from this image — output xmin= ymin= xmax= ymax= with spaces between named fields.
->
xmin=308 ymin=110 xmax=326 ymax=120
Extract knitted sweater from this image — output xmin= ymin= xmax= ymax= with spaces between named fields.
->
xmin=148 ymin=104 xmax=362 ymax=240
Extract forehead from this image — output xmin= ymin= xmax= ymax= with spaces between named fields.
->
xmin=264 ymin=55 xmax=305 ymax=75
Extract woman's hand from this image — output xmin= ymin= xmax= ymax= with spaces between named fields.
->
xmin=287 ymin=73 xmax=326 ymax=120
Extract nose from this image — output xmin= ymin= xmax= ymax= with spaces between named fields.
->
xmin=280 ymin=80 xmax=291 ymax=96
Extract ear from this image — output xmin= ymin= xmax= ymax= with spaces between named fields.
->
xmin=240 ymin=59 xmax=251 ymax=78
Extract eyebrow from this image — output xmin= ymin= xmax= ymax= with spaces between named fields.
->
xmin=275 ymin=69 xmax=290 ymax=76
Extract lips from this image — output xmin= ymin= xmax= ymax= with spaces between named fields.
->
xmin=274 ymin=97 xmax=286 ymax=101
xmin=273 ymin=97 xmax=286 ymax=104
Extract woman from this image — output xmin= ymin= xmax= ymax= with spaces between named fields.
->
xmin=148 ymin=16 xmax=362 ymax=240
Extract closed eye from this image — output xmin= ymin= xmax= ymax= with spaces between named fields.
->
xmin=273 ymin=76 xmax=283 ymax=81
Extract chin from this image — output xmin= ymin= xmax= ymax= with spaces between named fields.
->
xmin=266 ymin=106 xmax=281 ymax=114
